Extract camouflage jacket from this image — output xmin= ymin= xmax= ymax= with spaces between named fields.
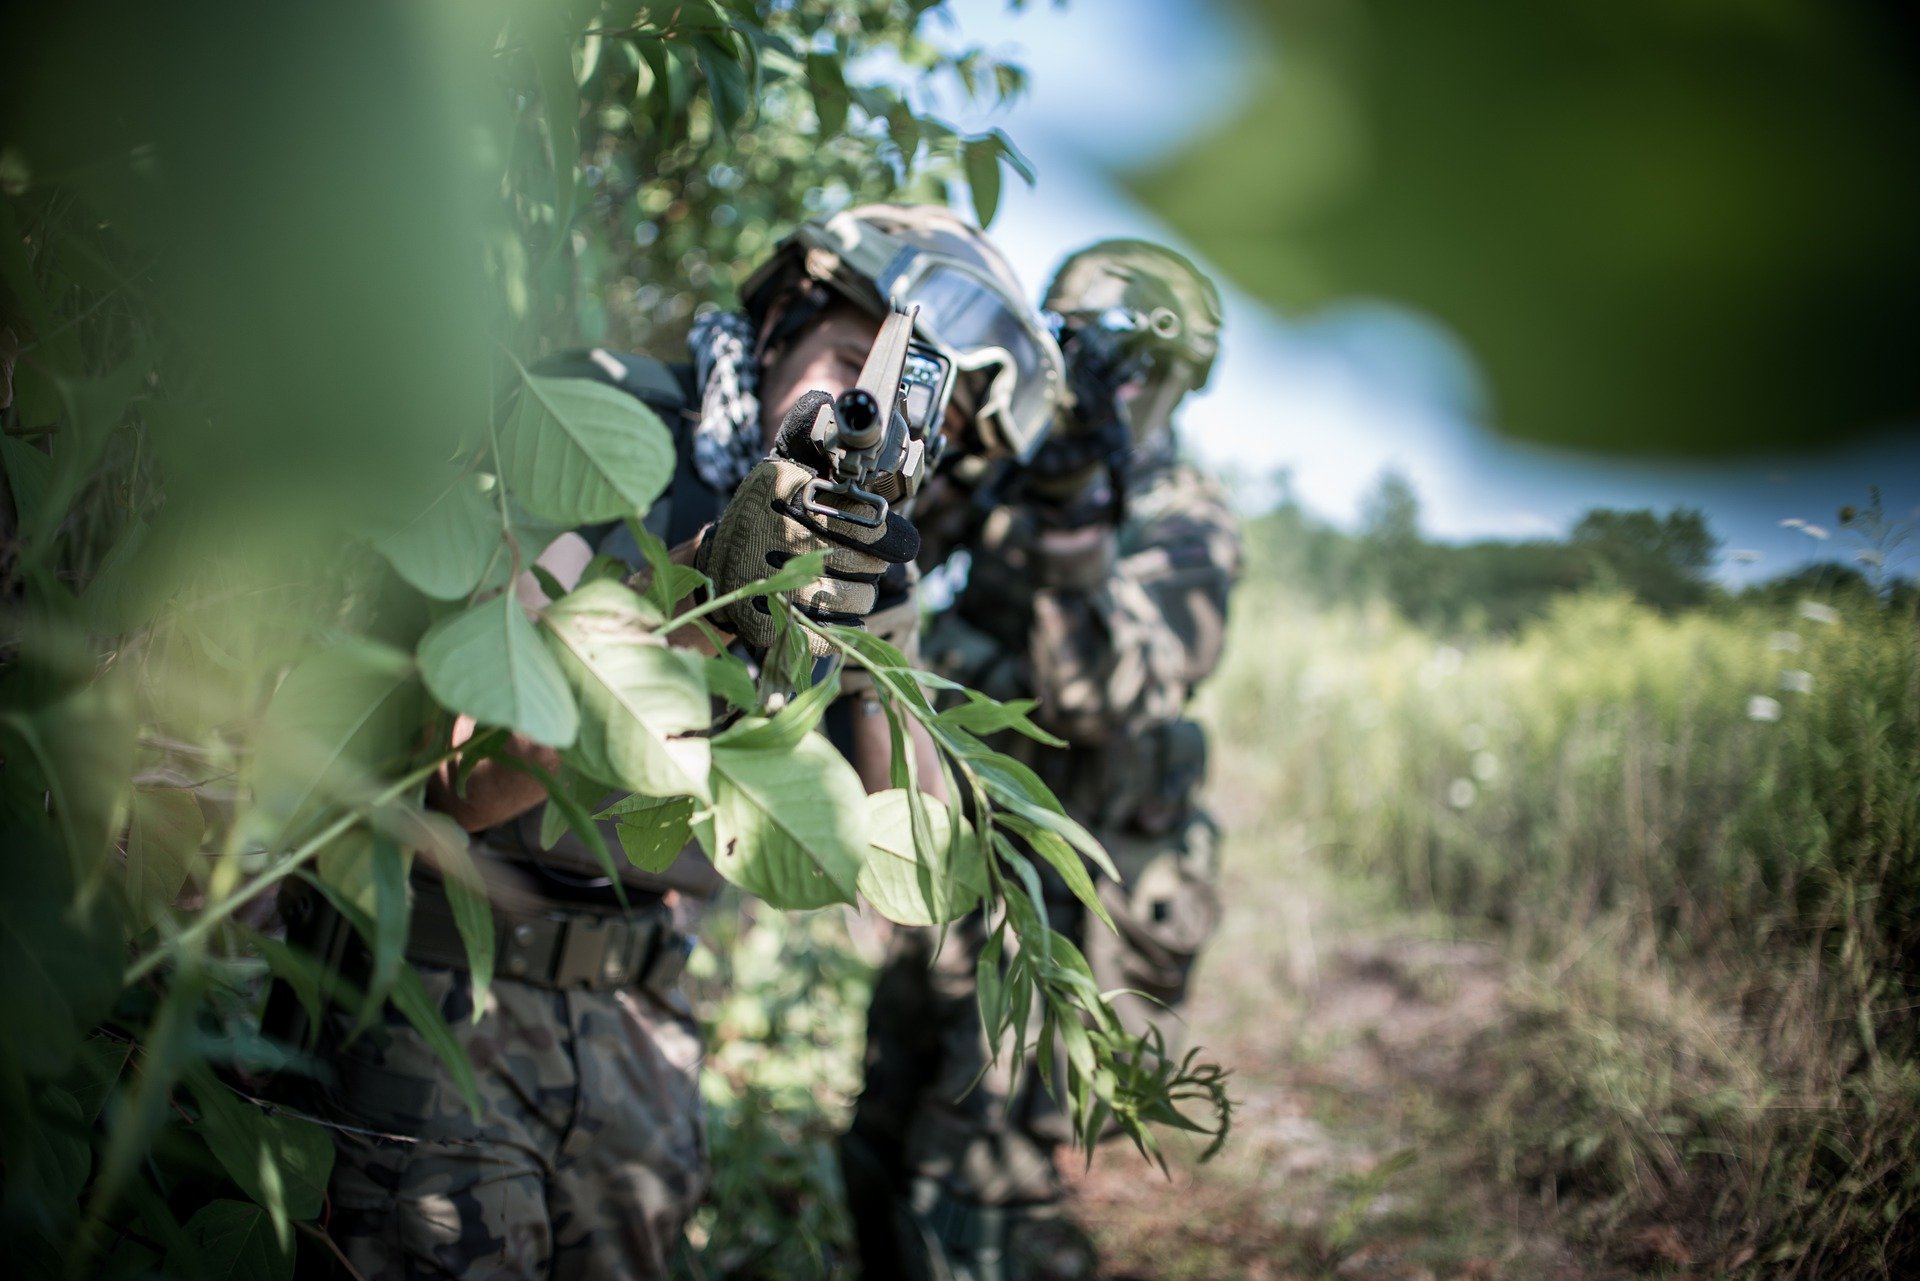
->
xmin=926 ymin=453 xmax=1243 ymax=835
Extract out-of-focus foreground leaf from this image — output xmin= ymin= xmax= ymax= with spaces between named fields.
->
xmin=1132 ymin=0 xmax=1920 ymax=454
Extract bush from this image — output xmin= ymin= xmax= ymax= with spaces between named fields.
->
xmin=1206 ymin=542 xmax=1920 ymax=1274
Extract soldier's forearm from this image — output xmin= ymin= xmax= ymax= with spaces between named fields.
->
xmin=848 ymin=701 xmax=946 ymax=799
xmin=426 ymin=719 xmax=562 ymax=832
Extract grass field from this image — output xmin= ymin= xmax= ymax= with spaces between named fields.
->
xmin=1193 ymin=534 xmax=1920 ymax=1276
xmin=687 ymin=528 xmax=1920 ymax=1278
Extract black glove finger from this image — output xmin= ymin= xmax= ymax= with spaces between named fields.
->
xmin=871 ymin=511 xmax=920 ymax=566
xmin=774 ymin=389 xmax=835 ymax=472
xmin=872 ymin=559 xmax=914 ymax=612
xmin=750 ymin=595 xmax=867 ymax=628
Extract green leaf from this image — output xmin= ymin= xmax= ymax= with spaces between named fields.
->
xmin=358 ymin=838 xmax=409 ymax=1030
xmin=711 ymin=668 xmax=839 ymax=753
xmin=987 ymin=126 xmax=1036 ymax=184
xmin=932 ymin=693 xmax=1065 ymax=746
xmin=166 ymin=1200 xmax=291 ymax=1281
xmin=704 ymin=730 xmax=869 ymax=909
xmin=639 ymin=40 xmax=694 ymax=138
xmin=999 ymin=813 xmax=1116 ymax=932
xmin=0 ymin=199 xmax=56 ymax=348
xmin=495 ymin=754 xmax=627 ymax=904
xmin=388 ymin=963 xmax=482 ymax=1118
xmin=678 ymin=547 xmax=826 ymax=631
xmin=80 ymin=514 xmax=156 ymax=632
xmin=858 ymin=789 xmax=986 ymax=926
xmin=530 ymin=19 xmax=580 ymax=245
xmin=496 ymin=369 xmax=674 ymax=524
xmin=536 ymin=763 xmax=595 ymax=850
xmin=23 ymin=349 xmax=149 ymax=552
xmin=314 ymin=832 xmax=379 ymax=918
xmin=125 ymin=787 xmax=205 ymax=930
xmin=624 ymin=518 xmax=705 ymax=616
xmin=702 ymin=653 xmax=758 ymax=710
xmin=374 ymin=471 xmax=502 ymax=601
xmin=540 ymin=578 xmax=711 ymax=799
xmin=245 ymin=931 xmax=332 ymax=1042
xmin=963 ymin=745 xmax=1122 ymax=884
xmin=478 ymin=498 xmax=577 ymax=594
xmin=807 ymin=51 xmax=848 ymax=136
xmin=253 ymin=638 xmax=418 ymax=842
xmin=0 ymin=824 xmax=125 ymax=1079
xmin=603 ymin=793 xmax=697 ymax=873
xmin=666 ymin=0 xmax=732 ymax=33
xmin=401 ymin=810 xmax=495 ymax=1021
xmin=964 ymin=134 xmax=1004 ymax=227
xmin=888 ymin=103 xmax=921 ymax=163
xmin=820 ymin=624 xmax=939 ymax=719
xmin=16 ymin=1086 xmax=89 ymax=1222
xmin=185 ymin=1070 xmax=333 ymax=1231
xmin=976 ymin=930 xmax=1008 ymax=1042
xmin=417 ymin=592 xmax=579 ymax=748
xmin=694 ymin=33 xmax=753 ymax=136
xmin=67 ymin=1035 xmax=134 ymax=1124
xmin=0 ymin=674 xmax=136 ymax=881
xmin=297 ymin=875 xmax=482 ymax=1117
xmin=438 ymin=853 xmax=495 ymax=1021
xmin=0 ymin=434 xmax=53 ymax=533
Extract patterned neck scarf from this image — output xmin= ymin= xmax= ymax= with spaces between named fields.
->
xmin=687 ymin=310 xmax=764 ymax=493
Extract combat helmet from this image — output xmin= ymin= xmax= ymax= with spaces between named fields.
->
xmin=1043 ymin=239 xmax=1223 ymax=445
xmin=742 ymin=203 xmax=1064 ymax=461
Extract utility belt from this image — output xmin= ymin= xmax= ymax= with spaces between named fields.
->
xmin=285 ymin=867 xmax=691 ymax=1001
xmin=407 ymin=873 xmax=691 ymax=996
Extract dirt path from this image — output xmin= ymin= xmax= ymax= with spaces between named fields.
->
xmin=1067 ymin=792 xmax=1639 ymax=1281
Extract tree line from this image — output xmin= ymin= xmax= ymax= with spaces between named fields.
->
xmin=1252 ymin=470 xmax=1916 ymax=632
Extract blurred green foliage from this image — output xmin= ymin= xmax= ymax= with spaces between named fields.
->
xmin=1210 ymin=510 xmax=1920 ymax=1273
xmin=1134 ymin=0 xmax=1920 ymax=454
xmin=1259 ymin=470 xmax=1728 ymax=629
xmin=1 ymin=2 xmax=1226 ymax=1276
xmin=1255 ymin=469 xmax=1916 ymax=632
xmin=680 ymin=903 xmax=875 ymax=1278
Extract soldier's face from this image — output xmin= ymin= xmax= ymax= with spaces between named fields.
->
xmin=758 ymin=304 xmax=880 ymax=448
xmin=758 ymin=301 xmax=975 ymax=452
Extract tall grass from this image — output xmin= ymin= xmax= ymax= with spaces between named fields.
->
xmin=1204 ymin=546 xmax=1920 ymax=1274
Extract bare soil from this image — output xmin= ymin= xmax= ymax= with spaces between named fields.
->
xmin=1067 ymin=794 xmax=1647 ymax=1281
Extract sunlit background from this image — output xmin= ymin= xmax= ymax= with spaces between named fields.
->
xmin=914 ymin=0 xmax=1919 ymax=583
xmin=6 ymin=3 xmax=1919 ymax=1277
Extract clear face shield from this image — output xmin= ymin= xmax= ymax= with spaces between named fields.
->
xmin=794 ymin=216 xmax=1064 ymax=461
xmin=885 ymin=260 xmax=1063 ymax=461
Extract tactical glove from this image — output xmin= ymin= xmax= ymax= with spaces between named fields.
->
xmin=698 ymin=390 xmax=920 ymax=656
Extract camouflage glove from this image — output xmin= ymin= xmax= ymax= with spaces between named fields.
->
xmin=698 ymin=390 xmax=920 ymax=656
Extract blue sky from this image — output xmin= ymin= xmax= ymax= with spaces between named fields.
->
xmin=920 ymin=0 xmax=1919 ymax=583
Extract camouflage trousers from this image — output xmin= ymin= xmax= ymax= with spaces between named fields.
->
xmin=844 ymin=809 xmax=1222 ymax=1276
xmin=314 ymin=964 xmax=707 ymax=1280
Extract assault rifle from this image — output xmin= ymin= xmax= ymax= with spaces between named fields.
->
xmin=801 ymin=305 xmax=950 ymax=529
